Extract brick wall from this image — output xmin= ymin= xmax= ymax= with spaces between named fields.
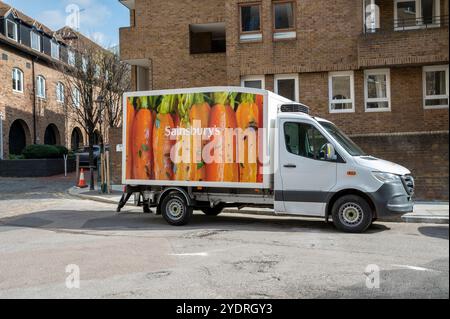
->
xmin=0 ymin=44 xmax=87 ymax=158
xmin=353 ymin=133 xmax=449 ymax=200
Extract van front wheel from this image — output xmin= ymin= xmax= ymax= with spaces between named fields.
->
xmin=332 ymin=195 xmax=373 ymax=233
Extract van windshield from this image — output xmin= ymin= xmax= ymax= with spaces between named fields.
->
xmin=318 ymin=121 xmax=366 ymax=156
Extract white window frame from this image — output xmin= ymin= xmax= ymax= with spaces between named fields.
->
xmin=274 ymin=73 xmax=299 ymax=102
xmin=364 ymin=68 xmax=391 ymax=112
xmin=82 ymin=57 xmax=88 ymax=73
xmin=241 ymin=75 xmax=266 ymax=89
xmin=56 ymin=82 xmax=65 ymax=103
xmin=12 ymin=68 xmax=24 ymax=93
xmin=6 ymin=19 xmax=18 ymax=41
xmin=328 ymin=71 xmax=355 ymax=113
xmin=36 ymin=75 xmax=46 ymax=99
xmin=423 ymin=65 xmax=449 ymax=109
xmin=68 ymin=50 xmax=76 ymax=67
xmin=30 ymin=30 xmax=41 ymax=52
xmin=394 ymin=0 xmax=441 ymax=31
xmin=51 ymin=40 xmax=60 ymax=60
xmin=72 ymin=87 xmax=81 ymax=108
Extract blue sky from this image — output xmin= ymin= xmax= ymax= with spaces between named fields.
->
xmin=3 ymin=0 xmax=129 ymax=48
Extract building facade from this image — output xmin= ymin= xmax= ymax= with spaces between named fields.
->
xmin=0 ymin=1 xmax=104 ymax=159
xmin=118 ymin=0 xmax=449 ymax=199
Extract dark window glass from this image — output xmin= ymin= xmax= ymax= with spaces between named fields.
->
xmin=277 ymin=78 xmax=296 ymax=101
xmin=274 ymin=2 xmax=294 ymax=30
xmin=241 ymin=5 xmax=261 ymax=32
xmin=284 ymin=122 xmax=330 ymax=161
xmin=243 ymin=80 xmax=262 ymax=89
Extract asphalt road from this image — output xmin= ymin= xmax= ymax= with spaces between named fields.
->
xmin=0 ymin=175 xmax=448 ymax=299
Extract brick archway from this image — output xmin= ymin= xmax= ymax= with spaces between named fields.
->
xmin=44 ymin=124 xmax=61 ymax=145
xmin=8 ymin=119 xmax=31 ymax=155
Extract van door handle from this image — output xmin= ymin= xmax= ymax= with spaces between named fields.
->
xmin=284 ymin=164 xmax=297 ymax=168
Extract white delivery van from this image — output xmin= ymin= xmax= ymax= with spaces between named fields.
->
xmin=118 ymin=87 xmax=414 ymax=233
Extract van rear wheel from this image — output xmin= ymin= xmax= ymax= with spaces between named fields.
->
xmin=332 ymin=195 xmax=373 ymax=233
xmin=160 ymin=192 xmax=193 ymax=226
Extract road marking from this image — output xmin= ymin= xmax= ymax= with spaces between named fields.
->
xmin=391 ymin=264 xmax=437 ymax=272
xmin=170 ymin=252 xmax=209 ymax=257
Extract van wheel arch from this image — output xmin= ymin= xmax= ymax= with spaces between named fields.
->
xmin=326 ymin=189 xmax=376 ymax=222
xmin=157 ymin=187 xmax=193 ymax=208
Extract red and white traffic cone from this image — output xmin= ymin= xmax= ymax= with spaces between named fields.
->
xmin=77 ymin=168 xmax=88 ymax=188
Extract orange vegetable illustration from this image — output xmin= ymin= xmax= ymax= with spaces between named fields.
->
xmin=206 ymin=92 xmax=239 ymax=182
xmin=132 ymin=96 xmax=154 ymax=180
xmin=236 ymin=93 xmax=260 ymax=183
xmin=153 ymin=95 xmax=176 ymax=180
xmin=255 ymin=94 xmax=264 ymax=183
xmin=126 ymin=97 xmax=136 ymax=179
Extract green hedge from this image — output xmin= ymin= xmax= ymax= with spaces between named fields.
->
xmin=22 ymin=144 xmax=69 ymax=159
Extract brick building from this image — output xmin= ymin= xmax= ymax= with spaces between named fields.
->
xmin=116 ymin=0 xmax=448 ymax=199
xmin=0 ymin=1 xmax=104 ymax=159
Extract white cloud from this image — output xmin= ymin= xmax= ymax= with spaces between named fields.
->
xmin=37 ymin=10 xmax=67 ymax=30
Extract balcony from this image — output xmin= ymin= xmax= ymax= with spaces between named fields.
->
xmin=358 ymin=15 xmax=449 ymax=68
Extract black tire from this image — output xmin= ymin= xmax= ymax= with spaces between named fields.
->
xmin=143 ymin=203 xmax=151 ymax=214
xmin=201 ymin=204 xmax=224 ymax=216
xmin=160 ymin=192 xmax=193 ymax=226
xmin=332 ymin=195 xmax=373 ymax=233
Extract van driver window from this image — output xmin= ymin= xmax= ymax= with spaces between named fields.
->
xmin=284 ymin=122 xmax=330 ymax=161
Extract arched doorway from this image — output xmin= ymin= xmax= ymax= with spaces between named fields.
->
xmin=8 ymin=119 xmax=31 ymax=155
xmin=44 ymin=124 xmax=61 ymax=145
xmin=71 ymin=127 xmax=83 ymax=150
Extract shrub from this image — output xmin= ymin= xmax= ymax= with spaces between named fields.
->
xmin=22 ymin=144 xmax=68 ymax=159
xmin=8 ymin=154 xmax=25 ymax=160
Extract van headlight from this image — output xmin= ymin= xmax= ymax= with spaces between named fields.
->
xmin=372 ymin=172 xmax=402 ymax=184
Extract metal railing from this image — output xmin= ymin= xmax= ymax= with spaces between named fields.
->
xmin=364 ymin=15 xmax=449 ymax=34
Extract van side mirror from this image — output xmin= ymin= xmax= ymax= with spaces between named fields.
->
xmin=325 ymin=143 xmax=337 ymax=161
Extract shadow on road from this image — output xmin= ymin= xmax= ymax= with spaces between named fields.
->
xmin=418 ymin=226 xmax=449 ymax=240
xmin=0 ymin=209 xmax=389 ymax=235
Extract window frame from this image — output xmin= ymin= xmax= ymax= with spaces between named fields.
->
xmin=36 ymin=75 xmax=46 ymax=99
xmin=68 ymin=50 xmax=76 ymax=67
xmin=72 ymin=87 xmax=81 ymax=108
xmin=274 ymin=73 xmax=299 ymax=102
xmin=423 ymin=65 xmax=449 ymax=109
xmin=56 ymin=82 xmax=65 ymax=103
xmin=51 ymin=40 xmax=60 ymax=60
xmin=394 ymin=0 xmax=441 ymax=30
xmin=6 ymin=19 xmax=18 ymax=42
xmin=239 ymin=2 xmax=263 ymax=42
xmin=30 ymin=30 xmax=41 ymax=52
xmin=12 ymin=67 xmax=24 ymax=93
xmin=272 ymin=0 xmax=296 ymax=40
xmin=364 ymin=68 xmax=391 ymax=113
xmin=241 ymin=75 xmax=266 ymax=89
xmin=328 ymin=71 xmax=355 ymax=114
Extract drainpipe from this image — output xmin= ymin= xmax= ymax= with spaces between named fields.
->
xmin=31 ymin=58 xmax=37 ymax=144
xmin=0 ymin=111 xmax=3 ymax=160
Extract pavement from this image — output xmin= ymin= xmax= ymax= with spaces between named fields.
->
xmin=68 ymin=185 xmax=449 ymax=225
xmin=0 ymin=174 xmax=448 ymax=298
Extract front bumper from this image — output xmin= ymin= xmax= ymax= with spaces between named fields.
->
xmin=368 ymin=182 xmax=414 ymax=217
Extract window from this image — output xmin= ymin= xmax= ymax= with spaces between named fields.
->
xmin=82 ymin=57 xmax=88 ymax=73
xmin=189 ymin=23 xmax=226 ymax=54
xmin=284 ymin=122 xmax=331 ymax=161
xmin=275 ymin=74 xmax=299 ymax=102
xmin=51 ymin=40 xmax=60 ymax=60
xmin=329 ymin=71 xmax=355 ymax=113
xmin=6 ymin=20 xmax=18 ymax=41
xmin=423 ymin=65 xmax=449 ymax=109
xmin=56 ymin=82 xmax=65 ymax=103
xmin=239 ymin=3 xmax=262 ymax=42
xmin=31 ymin=31 xmax=41 ymax=51
xmin=12 ymin=68 xmax=23 ymax=93
xmin=394 ymin=0 xmax=440 ymax=30
xmin=241 ymin=75 xmax=265 ymax=89
xmin=364 ymin=69 xmax=391 ymax=112
xmin=273 ymin=1 xmax=296 ymax=40
xmin=36 ymin=75 xmax=46 ymax=98
xmin=72 ymin=87 xmax=81 ymax=108
xmin=68 ymin=50 xmax=76 ymax=67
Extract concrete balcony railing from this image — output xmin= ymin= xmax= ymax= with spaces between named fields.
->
xmin=358 ymin=15 xmax=449 ymax=68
